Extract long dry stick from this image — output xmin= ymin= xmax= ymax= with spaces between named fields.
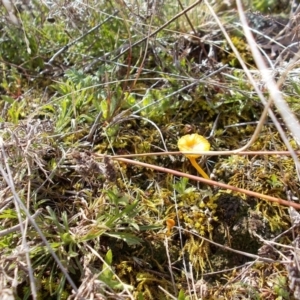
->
xmin=111 ymin=156 xmax=300 ymax=210
xmin=110 ymin=150 xmax=300 ymax=158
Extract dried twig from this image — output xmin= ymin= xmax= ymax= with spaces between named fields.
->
xmin=111 ymin=156 xmax=300 ymax=210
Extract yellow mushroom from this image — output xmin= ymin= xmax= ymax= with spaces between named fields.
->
xmin=177 ymin=134 xmax=210 ymax=179
xmin=166 ymin=219 xmax=175 ymax=236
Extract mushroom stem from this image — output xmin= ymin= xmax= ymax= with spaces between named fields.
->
xmin=188 ymin=157 xmax=210 ymax=179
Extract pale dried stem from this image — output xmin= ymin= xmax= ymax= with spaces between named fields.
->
xmin=235 ymin=0 xmax=300 ymax=171
xmin=204 ymin=0 xmax=300 ymax=182
xmin=0 ymin=137 xmax=78 ymax=294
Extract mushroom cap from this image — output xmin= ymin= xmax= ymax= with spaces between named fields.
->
xmin=178 ymin=134 xmax=210 ymax=158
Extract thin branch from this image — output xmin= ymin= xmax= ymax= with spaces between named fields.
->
xmin=112 ymin=156 xmax=300 ymax=210
xmin=96 ymin=150 xmax=300 ymax=158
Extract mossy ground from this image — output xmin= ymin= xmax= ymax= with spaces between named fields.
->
xmin=0 ymin=0 xmax=300 ymax=299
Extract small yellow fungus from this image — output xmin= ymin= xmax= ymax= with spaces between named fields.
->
xmin=166 ymin=219 xmax=175 ymax=236
xmin=178 ymin=134 xmax=210 ymax=179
